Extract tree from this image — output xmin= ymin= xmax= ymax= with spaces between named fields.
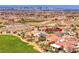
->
xmin=48 ymin=47 xmax=56 ymax=53
xmin=39 ymin=42 xmax=48 ymax=52
xmin=71 ymin=24 xmax=76 ymax=32
xmin=20 ymin=31 xmax=25 ymax=38
xmin=39 ymin=36 xmax=46 ymax=41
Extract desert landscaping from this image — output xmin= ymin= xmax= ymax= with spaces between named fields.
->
xmin=0 ymin=5 xmax=79 ymax=53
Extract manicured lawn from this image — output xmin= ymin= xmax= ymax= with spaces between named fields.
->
xmin=0 ymin=35 xmax=39 ymax=53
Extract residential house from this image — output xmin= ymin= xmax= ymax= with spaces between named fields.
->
xmin=46 ymin=34 xmax=61 ymax=43
xmin=50 ymin=35 xmax=79 ymax=53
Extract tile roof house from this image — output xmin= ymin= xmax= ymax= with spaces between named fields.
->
xmin=51 ymin=35 xmax=79 ymax=52
xmin=46 ymin=34 xmax=61 ymax=43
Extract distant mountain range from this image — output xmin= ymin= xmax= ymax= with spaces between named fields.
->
xmin=0 ymin=5 xmax=79 ymax=11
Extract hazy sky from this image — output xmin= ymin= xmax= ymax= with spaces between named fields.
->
xmin=0 ymin=5 xmax=79 ymax=10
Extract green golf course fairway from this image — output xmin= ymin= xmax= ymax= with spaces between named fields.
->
xmin=0 ymin=35 xmax=39 ymax=53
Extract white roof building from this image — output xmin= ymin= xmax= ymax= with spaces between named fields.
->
xmin=50 ymin=44 xmax=61 ymax=48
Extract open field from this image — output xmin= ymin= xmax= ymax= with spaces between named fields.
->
xmin=0 ymin=35 xmax=39 ymax=53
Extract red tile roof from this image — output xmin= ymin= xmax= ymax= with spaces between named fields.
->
xmin=48 ymin=34 xmax=79 ymax=52
xmin=55 ymin=36 xmax=79 ymax=51
xmin=45 ymin=28 xmax=63 ymax=32
xmin=47 ymin=34 xmax=61 ymax=42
